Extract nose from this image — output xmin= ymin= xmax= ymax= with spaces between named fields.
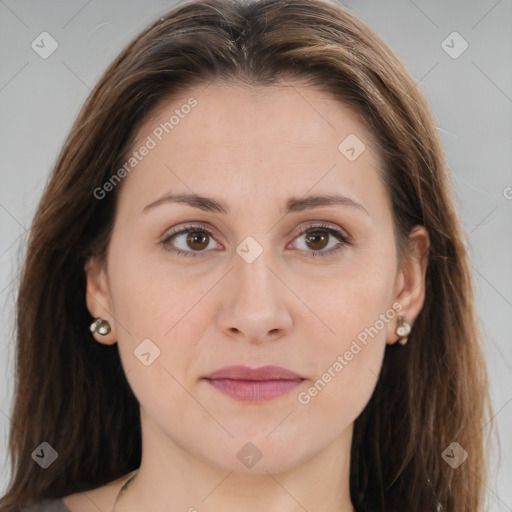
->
xmin=217 ymin=248 xmax=293 ymax=344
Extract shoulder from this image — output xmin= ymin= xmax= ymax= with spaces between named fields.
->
xmin=61 ymin=472 xmax=135 ymax=512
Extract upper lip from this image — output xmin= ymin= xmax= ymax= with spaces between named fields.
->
xmin=203 ymin=365 xmax=304 ymax=381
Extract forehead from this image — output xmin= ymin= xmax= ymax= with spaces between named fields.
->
xmin=116 ymin=80 xmax=388 ymax=220
xmin=137 ymin=79 xmax=380 ymax=152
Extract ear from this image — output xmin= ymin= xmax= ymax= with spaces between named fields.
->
xmin=84 ymin=256 xmax=117 ymax=345
xmin=386 ymin=225 xmax=430 ymax=345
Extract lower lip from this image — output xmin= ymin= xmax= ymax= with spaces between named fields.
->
xmin=204 ymin=378 xmax=304 ymax=402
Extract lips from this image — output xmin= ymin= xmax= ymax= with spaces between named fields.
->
xmin=204 ymin=365 xmax=303 ymax=381
xmin=203 ymin=365 xmax=305 ymax=402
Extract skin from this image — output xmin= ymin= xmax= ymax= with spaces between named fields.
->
xmin=65 ymin=80 xmax=429 ymax=512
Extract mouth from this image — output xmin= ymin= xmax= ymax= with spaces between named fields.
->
xmin=202 ymin=365 xmax=306 ymax=402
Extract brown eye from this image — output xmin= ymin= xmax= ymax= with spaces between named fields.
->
xmin=161 ymin=225 xmax=221 ymax=257
xmin=292 ymin=224 xmax=350 ymax=257
xmin=304 ymin=230 xmax=329 ymax=251
xmin=185 ymin=231 xmax=210 ymax=251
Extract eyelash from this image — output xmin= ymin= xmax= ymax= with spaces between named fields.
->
xmin=160 ymin=222 xmax=351 ymax=258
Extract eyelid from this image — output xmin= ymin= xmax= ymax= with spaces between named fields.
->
xmin=162 ymin=221 xmax=219 ymax=240
xmin=293 ymin=221 xmax=351 ymax=242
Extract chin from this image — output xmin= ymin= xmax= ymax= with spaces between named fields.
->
xmin=199 ymin=430 xmax=320 ymax=475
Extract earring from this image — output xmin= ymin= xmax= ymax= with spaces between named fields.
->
xmin=395 ymin=316 xmax=411 ymax=345
xmin=90 ymin=318 xmax=111 ymax=335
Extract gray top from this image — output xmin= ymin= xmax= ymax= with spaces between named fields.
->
xmin=23 ymin=499 xmax=71 ymax=512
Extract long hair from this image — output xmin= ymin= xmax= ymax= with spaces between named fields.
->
xmin=0 ymin=0 xmax=491 ymax=510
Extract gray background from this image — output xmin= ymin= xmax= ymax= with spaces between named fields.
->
xmin=1 ymin=0 xmax=511 ymax=509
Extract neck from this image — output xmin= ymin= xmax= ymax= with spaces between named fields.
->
xmin=113 ymin=413 xmax=355 ymax=512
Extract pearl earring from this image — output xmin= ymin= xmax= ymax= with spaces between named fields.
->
xmin=89 ymin=318 xmax=111 ymax=335
xmin=395 ymin=316 xmax=411 ymax=345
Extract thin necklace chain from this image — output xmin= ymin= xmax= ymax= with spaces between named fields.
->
xmin=111 ymin=470 xmax=138 ymax=512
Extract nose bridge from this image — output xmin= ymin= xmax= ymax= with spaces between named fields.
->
xmin=221 ymin=235 xmax=292 ymax=340
xmin=233 ymin=238 xmax=279 ymax=305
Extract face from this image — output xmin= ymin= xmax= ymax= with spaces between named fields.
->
xmin=85 ymin=80 xmax=428 ymax=474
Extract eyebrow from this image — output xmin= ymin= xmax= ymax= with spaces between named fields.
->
xmin=142 ymin=192 xmax=369 ymax=216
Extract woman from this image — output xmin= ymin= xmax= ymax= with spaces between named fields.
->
xmin=0 ymin=0 xmax=491 ymax=510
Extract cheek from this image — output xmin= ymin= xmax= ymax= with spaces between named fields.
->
xmin=295 ymin=242 xmax=397 ymax=351
xmin=292 ymin=250 xmax=397 ymax=420
xmin=104 ymin=238 xmax=202 ymax=386
xmin=106 ymin=233 xmax=210 ymax=339
xmin=294 ymin=294 xmax=391 ymax=437
xmin=106 ymin=252 xmax=207 ymax=422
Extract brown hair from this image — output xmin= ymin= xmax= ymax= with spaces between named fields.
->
xmin=0 ymin=0 xmax=491 ymax=510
